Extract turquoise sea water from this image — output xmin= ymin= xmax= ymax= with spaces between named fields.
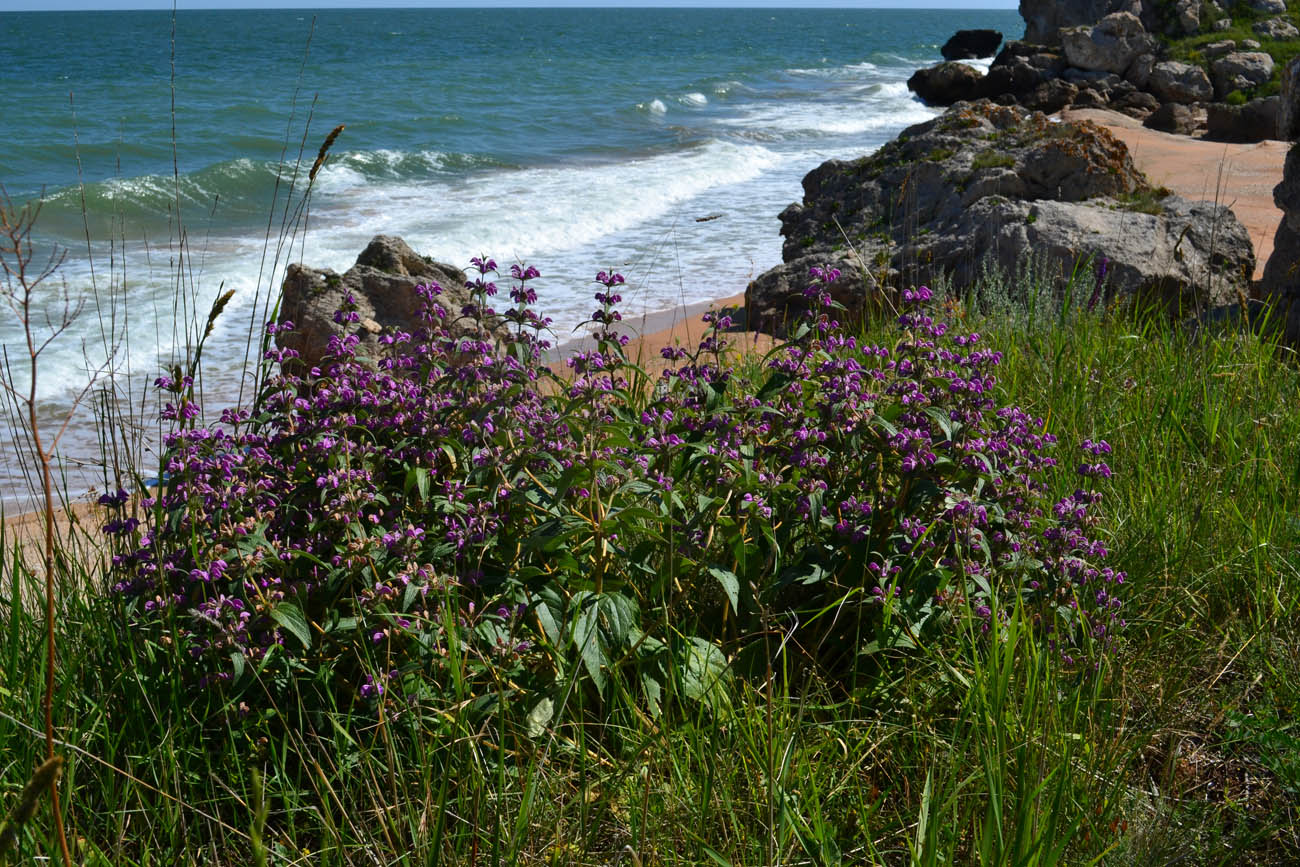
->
xmin=0 ymin=7 xmax=1020 ymax=503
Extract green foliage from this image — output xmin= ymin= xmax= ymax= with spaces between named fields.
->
xmin=1114 ymin=185 xmax=1172 ymax=215
xmin=3 ymin=276 xmax=1300 ymax=864
xmin=971 ymin=150 xmax=1015 ymax=171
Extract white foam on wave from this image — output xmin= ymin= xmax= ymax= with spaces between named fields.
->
xmin=640 ymin=99 xmax=668 ymax=115
xmin=719 ymin=97 xmax=936 ymax=138
xmin=304 ymin=139 xmax=783 ymax=273
xmin=869 ymin=81 xmax=911 ymax=98
xmin=786 ymin=60 xmax=882 ymax=79
xmin=680 ymin=92 xmax=709 ymax=107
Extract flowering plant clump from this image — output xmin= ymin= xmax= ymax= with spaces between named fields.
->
xmin=105 ymin=261 xmax=1122 ymax=724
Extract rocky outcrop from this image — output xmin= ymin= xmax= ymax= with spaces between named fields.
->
xmin=1147 ymin=61 xmax=1214 ymax=104
xmin=907 ymin=62 xmax=985 ymax=106
xmin=1279 ymin=58 xmax=1300 ymax=140
xmin=747 ymin=102 xmax=1255 ymax=333
xmin=1206 ymin=97 xmax=1279 ymax=143
xmin=942 ymin=29 xmax=1003 ymax=61
xmin=277 ymin=235 xmax=500 ymax=372
xmin=1212 ymin=52 xmax=1275 ymax=99
xmin=1019 ymin=0 xmax=1147 ymax=45
xmin=1061 ymin=12 xmax=1156 ymax=74
xmin=1259 ymin=145 xmax=1300 ymax=341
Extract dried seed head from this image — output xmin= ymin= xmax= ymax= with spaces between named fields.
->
xmin=309 ymin=125 xmax=346 ymax=182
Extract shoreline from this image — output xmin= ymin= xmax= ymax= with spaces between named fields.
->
xmin=5 ymin=112 xmax=1289 ymax=535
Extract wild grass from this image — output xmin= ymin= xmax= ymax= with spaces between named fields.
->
xmin=1 ymin=265 xmax=1297 ymax=865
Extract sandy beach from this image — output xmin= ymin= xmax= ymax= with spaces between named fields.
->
xmin=1063 ymin=108 xmax=1287 ymax=280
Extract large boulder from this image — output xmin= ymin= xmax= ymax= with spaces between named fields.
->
xmin=1279 ymin=57 xmax=1300 ymax=139
xmin=1205 ymin=96 xmax=1280 ymax=142
xmin=277 ymin=235 xmax=500 ymax=372
xmin=1147 ymin=60 xmax=1214 ymax=103
xmin=1173 ymin=0 xmax=1201 ymax=35
xmin=1212 ymin=52 xmax=1275 ymax=99
xmin=1249 ymin=0 xmax=1287 ymax=13
xmin=1023 ymin=78 xmax=1080 ymax=112
xmin=1061 ymin=12 xmax=1157 ymax=74
xmin=1259 ymin=145 xmax=1300 ymax=341
xmin=907 ymin=61 xmax=985 ymax=106
xmin=747 ymin=102 xmax=1255 ymax=332
xmin=981 ymin=58 xmax=1048 ymax=100
xmin=1254 ymin=17 xmax=1299 ymax=39
xmin=942 ymin=29 xmax=1003 ymax=60
xmin=1126 ymin=52 xmax=1156 ymax=88
xmin=1202 ymin=40 xmax=1237 ymax=59
xmin=1112 ymin=89 xmax=1161 ymax=118
xmin=1019 ymin=0 xmax=1147 ymax=45
xmin=1144 ymin=101 xmax=1200 ymax=134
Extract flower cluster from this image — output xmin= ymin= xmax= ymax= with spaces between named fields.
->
xmin=109 ymin=261 xmax=1122 ymax=722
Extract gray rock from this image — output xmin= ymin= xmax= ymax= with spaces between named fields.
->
xmin=1024 ymin=78 xmax=1080 ymax=112
xmin=746 ymin=102 xmax=1254 ymax=331
xmin=1253 ymin=16 xmax=1298 ymax=38
xmin=1113 ymin=89 xmax=1161 ymax=118
xmin=942 ymin=29 xmax=1004 ymax=60
xmin=931 ymin=196 xmax=1251 ymax=312
xmin=1214 ymin=18 xmax=1233 ymax=32
xmin=1206 ymin=96 xmax=1280 ymax=142
xmin=277 ymin=235 xmax=500 ymax=372
xmin=1242 ymin=39 xmax=1263 ymax=50
xmin=1062 ymin=67 xmax=1123 ymax=88
xmin=1278 ymin=57 xmax=1300 ymax=139
xmin=907 ymin=61 xmax=985 ymax=106
xmin=1274 ymin=145 xmax=1300 ymax=231
xmin=992 ymin=39 xmax=1041 ymax=64
xmin=1261 ymin=198 xmax=1300 ymax=342
xmin=1126 ymin=52 xmax=1156 ymax=88
xmin=1202 ymin=40 xmax=1237 ymax=59
xmin=980 ymin=58 xmax=1046 ymax=99
xmin=1148 ymin=60 xmax=1214 ymax=103
xmin=1060 ymin=12 xmax=1157 ymax=74
xmin=1144 ymin=101 xmax=1200 ymax=134
xmin=1175 ymin=0 xmax=1201 ymax=35
xmin=1212 ymin=52 xmax=1275 ymax=99
xmin=1072 ymin=86 xmax=1111 ymax=108
xmin=1019 ymin=0 xmax=1146 ymax=45
xmin=1248 ymin=0 xmax=1286 ymax=13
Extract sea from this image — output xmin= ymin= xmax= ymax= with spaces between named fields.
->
xmin=0 ymin=6 xmax=1020 ymax=510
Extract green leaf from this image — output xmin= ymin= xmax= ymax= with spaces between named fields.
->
xmin=270 ymin=602 xmax=312 ymax=650
xmin=525 ymin=697 xmax=554 ymax=739
xmin=405 ymin=465 xmax=431 ymax=503
xmin=641 ymin=671 xmax=663 ymax=718
xmin=679 ymin=637 xmax=731 ymax=713
xmin=535 ymin=599 xmax=562 ymax=645
xmin=707 ymin=565 xmax=740 ymax=613
xmin=596 ymin=592 xmax=640 ymax=649
xmin=573 ymin=607 xmax=608 ymax=694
